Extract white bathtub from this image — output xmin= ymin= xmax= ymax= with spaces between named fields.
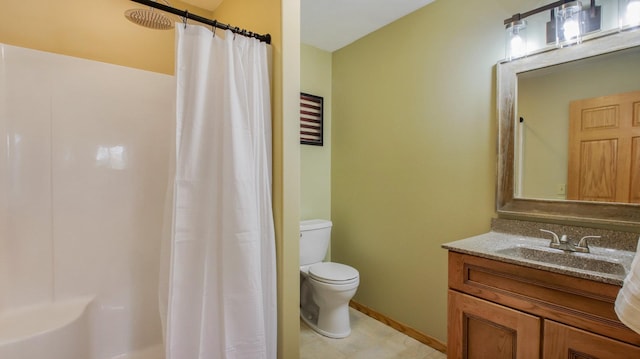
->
xmin=110 ymin=344 xmax=165 ymax=359
xmin=0 ymin=297 xmax=165 ymax=359
xmin=1 ymin=44 xmax=169 ymax=359
xmin=0 ymin=297 xmax=92 ymax=359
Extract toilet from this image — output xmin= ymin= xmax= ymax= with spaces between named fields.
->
xmin=299 ymin=219 xmax=360 ymax=338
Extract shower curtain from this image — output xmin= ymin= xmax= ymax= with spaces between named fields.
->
xmin=159 ymin=25 xmax=276 ymax=359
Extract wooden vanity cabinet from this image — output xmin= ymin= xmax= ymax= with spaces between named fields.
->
xmin=447 ymin=252 xmax=640 ymax=359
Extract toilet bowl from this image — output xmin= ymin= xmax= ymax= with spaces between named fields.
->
xmin=299 ymin=220 xmax=360 ymax=338
xmin=300 ymin=262 xmax=359 ymax=338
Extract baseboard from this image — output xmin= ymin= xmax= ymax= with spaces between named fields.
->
xmin=349 ymin=300 xmax=447 ymax=354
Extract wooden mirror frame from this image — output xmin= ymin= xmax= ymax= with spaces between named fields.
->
xmin=497 ymin=29 xmax=640 ymax=228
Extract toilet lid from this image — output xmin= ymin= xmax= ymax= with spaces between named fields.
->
xmin=309 ymin=262 xmax=359 ymax=283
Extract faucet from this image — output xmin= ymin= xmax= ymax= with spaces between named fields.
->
xmin=539 ymin=229 xmax=600 ymax=253
xmin=575 ymin=235 xmax=601 ymax=253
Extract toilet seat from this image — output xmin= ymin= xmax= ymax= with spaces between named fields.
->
xmin=309 ymin=262 xmax=359 ymax=285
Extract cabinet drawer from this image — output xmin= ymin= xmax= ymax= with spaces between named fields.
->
xmin=448 ymin=251 xmax=640 ymax=346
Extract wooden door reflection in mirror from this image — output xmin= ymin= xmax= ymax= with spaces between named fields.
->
xmin=567 ymin=90 xmax=640 ymax=203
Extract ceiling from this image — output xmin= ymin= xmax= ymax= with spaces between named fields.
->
xmin=301 ymin=0 xmax=437 ymax=52
xmin=181 ymin=0 xmax=437 ymax=53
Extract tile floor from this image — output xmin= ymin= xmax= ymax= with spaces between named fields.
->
xmin=300 ymin=308 xmax=447 ymax=359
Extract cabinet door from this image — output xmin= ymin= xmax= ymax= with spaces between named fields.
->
xmin=544 ymin=320 xmax=640 ymax=359
xmin=448 ymin=290 xmax=541 ymax=359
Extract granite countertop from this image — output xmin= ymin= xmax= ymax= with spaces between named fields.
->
xmin=442 ymin=231 xmax=636 ymax=286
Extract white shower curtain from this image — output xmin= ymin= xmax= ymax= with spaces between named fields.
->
xmin=159 ymin=25 xmax=276 ymax=359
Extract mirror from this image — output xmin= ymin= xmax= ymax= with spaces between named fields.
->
xmin=497 ymin=29 xmax=640 ymax=227
xmin=516 ymin=46 xmax=640 ymax=201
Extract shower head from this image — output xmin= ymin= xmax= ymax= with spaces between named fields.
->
xmin=125 ymin=0 xmax=174 ymax=30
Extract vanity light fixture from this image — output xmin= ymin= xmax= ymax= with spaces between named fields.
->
xmin=620 ymin=0 xmax=640 ymax=30
xmin=549 ymin=0 xmax=601 ymax=47
xmin=503 ymin=0 xmax=602 ymax=60
xmin=555 ymin=1 xmax=584 ymax=47
xmin=505 ymin=19 xmax=528 ymax=61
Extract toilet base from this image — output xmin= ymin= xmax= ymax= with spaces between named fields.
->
xmin=299 ymin=264 xmax=359 ymax=339
xmin=300 ymin=310 xmax=351 ymax=339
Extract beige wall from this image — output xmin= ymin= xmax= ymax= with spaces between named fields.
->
xmin=301 ymin=44 xmax=332 ymax=221
xmin=330 ymin=0 xmax=522 ymax=342
xmin=0 ymin=0 xmax=210 ymax=74
xmin=0 ymin=1 xmax=300 ymax=358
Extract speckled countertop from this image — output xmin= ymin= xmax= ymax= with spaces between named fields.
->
xmin=442 ymin=218 xmax=640 ymax=286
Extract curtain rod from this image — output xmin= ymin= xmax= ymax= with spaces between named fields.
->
xmin=130 ymin=0 xmax=271 ymax=44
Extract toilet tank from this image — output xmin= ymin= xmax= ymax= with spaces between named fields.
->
xmin=300 ymin=219 xmax=332 ymax=266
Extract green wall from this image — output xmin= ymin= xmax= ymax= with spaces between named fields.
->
xmin=301 ymin=44 xmax=332 ymax=221
xmin=330 ymin=0 xmax=520 ymax=342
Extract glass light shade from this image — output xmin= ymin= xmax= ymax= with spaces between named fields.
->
xmin=505 ymin=20 xmax=527 ymax=61
xmin=620 ymin=0 xmax=640 ymax=30
xmin=555 ymin=1 xmax=584 ymax=47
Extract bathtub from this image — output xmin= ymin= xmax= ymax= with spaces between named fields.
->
xmin=0 ymin=297 xmax=165 ymax=359
xmin=111 ymin=344 xmax=165 ymax=359
xmin=0 ymin=297 xmax=92 ymax=359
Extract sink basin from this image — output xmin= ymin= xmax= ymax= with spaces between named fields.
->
xmin=495 ymin=246 xmax=627 ymax=276
xmin=442 ymin=231 xmax=637 ymax=285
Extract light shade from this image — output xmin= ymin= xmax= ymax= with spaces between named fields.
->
xmin=555 ymin=1 xmax=584 ymax=47
xmin=620 ymin=0 xmax=640 ymax=30
xmin=505 ymin=20 xmax=528 ymax=61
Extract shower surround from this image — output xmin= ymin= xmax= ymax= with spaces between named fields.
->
xmin=0 ymin=44 xmax=174 ymax=359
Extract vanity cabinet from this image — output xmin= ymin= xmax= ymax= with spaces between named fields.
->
xmin=447 ymin=252 xmax=640 ymax=359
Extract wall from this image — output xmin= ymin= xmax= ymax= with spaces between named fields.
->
xmin=301 ymin=44 xmax=332 ymax=221
xmin=0 ymin=0 xmax=300 ymax=358
xmin=331 ymin=0 xmax=529 ymax=342
xmin=0 ymin=0 xmax=208 ymax=75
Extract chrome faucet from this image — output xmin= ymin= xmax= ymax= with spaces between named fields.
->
xmin=539 ymin=229 xmax=600 ymax=253
xmin=575 ymin=235 xmax=601 ymax=253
